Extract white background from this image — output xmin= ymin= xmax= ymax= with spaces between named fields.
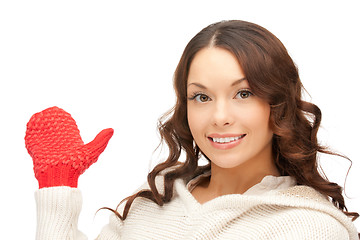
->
xmin=1 ymin=0 xmax=359 ymax=238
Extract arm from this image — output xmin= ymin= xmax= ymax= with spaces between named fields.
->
xmin=25 ymin=106 xmax=114 ymax=240
xmin=96 ymin=214 xmax=123 ymax=240
xmin=35 ymin=187 xmax=86 ymax=240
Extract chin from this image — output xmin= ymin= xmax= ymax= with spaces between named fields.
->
xmin=209 ymin=156 xmax=248 ymax=169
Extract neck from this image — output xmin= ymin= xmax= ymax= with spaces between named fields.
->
xmin=208 ymin=161 xmax=280 ymax=196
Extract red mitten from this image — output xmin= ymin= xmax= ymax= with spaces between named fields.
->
xmin=25 ymin=106 xmax=114 ymax=188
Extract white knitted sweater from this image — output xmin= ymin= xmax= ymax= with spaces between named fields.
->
xmin=35 ymin=173 xmax=358 ymax=239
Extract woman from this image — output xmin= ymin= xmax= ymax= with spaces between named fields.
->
xmin=26 ymin=20 xmax=359 ymax=239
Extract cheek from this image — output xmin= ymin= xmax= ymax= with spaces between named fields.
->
xmin=187 ymin=106 xmax=202 ymax=137
xmin=242 ymin=103 xmax=272 ymax=135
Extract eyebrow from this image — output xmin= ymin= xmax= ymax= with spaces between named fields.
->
xmin=187 ymin=77 xmax=247 ymax=89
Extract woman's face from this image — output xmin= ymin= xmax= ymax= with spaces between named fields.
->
xmin=187 ymin=47 xmax=274 ymax=170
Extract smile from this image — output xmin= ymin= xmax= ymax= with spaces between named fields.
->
xmin=211 ymin=135 xmax=245 ymax=143
xmin=208 ymin=134 xmax=246 ymax=150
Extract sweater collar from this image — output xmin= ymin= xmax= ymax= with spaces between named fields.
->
xmin=171 ymin=173 xmax=357 ymax=238
xmin=175 ymin=173 xmax=296 ymax=213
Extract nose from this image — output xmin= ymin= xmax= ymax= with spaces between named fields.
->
xmin=212 ymin=100 xmax=234 ymax=127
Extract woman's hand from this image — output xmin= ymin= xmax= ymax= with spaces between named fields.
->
xmin=25 ymin=106 xmax=114 ymax=188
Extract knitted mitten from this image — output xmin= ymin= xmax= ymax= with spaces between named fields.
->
xmin=25 ymin=106 xmax=114 ymax=188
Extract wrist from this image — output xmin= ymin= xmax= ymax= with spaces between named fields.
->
xmin=36 ymin=165 xmax=81 ymax=188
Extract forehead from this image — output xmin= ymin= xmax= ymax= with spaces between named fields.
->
xmin=187 ymin=47 xmax=246 ymax=86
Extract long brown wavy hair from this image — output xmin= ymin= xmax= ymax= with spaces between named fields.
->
xmin=109 ymin=20 xmax=359 ymax=227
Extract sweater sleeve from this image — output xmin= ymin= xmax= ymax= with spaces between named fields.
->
xmin=35 ymin=187 xmax=87 ymax=240
xmin=96 ymin=214 xmax=123 ymax=240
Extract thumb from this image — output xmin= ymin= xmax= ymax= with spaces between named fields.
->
xmin=81 ymin=128 xmax=114 ymax=166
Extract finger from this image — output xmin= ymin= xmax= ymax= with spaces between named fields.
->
xmin=81 ymin=128 xmax=114 ymax=164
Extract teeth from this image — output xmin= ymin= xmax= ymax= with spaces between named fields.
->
xmin=212 ymin=135 xmax=244 ymax=143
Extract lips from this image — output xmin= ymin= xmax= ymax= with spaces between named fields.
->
xmin=208 ymin=134 xmax=246 ymax=150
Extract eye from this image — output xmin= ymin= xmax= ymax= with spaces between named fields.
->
xmin=235 ymin=90 xmax=253 ymax=99
xmin=188 ymin=93 xmax=211 ymax=103
xmin=195 ymin=94 xmax=210 ymax=102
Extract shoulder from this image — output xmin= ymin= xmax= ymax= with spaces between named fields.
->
xmin=263 ymin=205 xmax=351 ymax=239
xmin=264 ymin=185 xmax=358 ymax=239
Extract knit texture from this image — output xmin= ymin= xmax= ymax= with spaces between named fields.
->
xmin=25 ymin=106 xmax=114 ymax=188
xmin=35 ymin=174 xmax=358 ymax=240
xmin=35 ymin=187 xmax=87 ymax=240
